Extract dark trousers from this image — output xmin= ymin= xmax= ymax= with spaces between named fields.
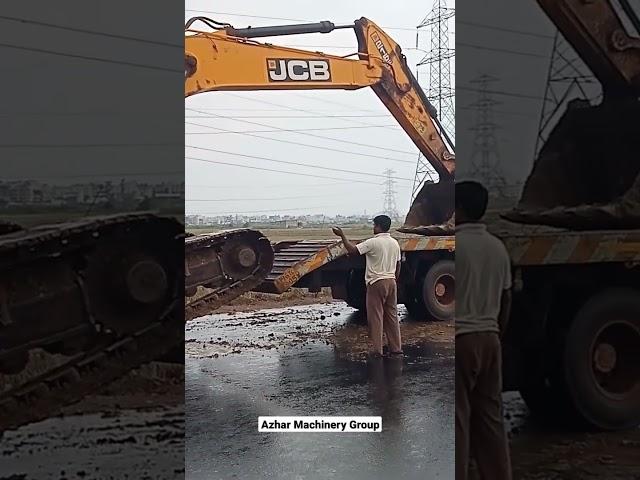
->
xmin=455 ymin=332 xmax=512 ymax=480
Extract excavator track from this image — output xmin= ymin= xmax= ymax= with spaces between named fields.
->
xmin=0 ymin=213 xmax=183 ymax=433
xmin=0 ymin=306 xmax=181 ymax=432
xmin=185 ymin=229 xmax=274 ymax=321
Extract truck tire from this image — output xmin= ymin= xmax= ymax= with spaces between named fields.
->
xmin=422 ymin=260 xmax=455 ymax=321
xmin=563 ymin=288 xmax=640 ymax=430
xmin=404 ymin=260 xmax=455 ymax=321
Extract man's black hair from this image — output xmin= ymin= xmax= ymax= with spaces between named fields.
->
xmin=455 ymin=181 xmax=489 ymax=221
xmin=373 ymin=214 xmax=392 ymax=232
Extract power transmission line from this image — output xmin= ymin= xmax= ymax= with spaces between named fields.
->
xmin=0 ymin=142 xmax=179 ymax=148
xmin=184 ymin=114 xmax=392 ymax=119
xmin=419 ymin=0 xmax=455 ymax=137
xmin=457 ymin=42 xmax=549 ymax=59
xmin=534 ymin=30 xmax=601 ymax=158
xmin=458 ymin=105 xmax=538 ymax=119
xmin=220 ymin=92 xmax=396 ymax=128
xmin=0 ymin=43 xmax=180 ymax=72
xmin=411 ymin=0 xmax=453 ymax=203
xmin=188 ymin=181 xmax=358 ymax=189
xmin=184 ymin=9 xmax=417 ymax=31
xmin=186 ymin=108 xmax=416 ymax=160
xmin=186 ymin=156 xmax=382 ymax=184
xmin=382 ymin=169 xmax=400 ymax=221
xmin=186 ymin=145 xmax=414 ymax=181
xmin=456 ymin=20 xmax=555 ymax=39
xmin=185 ymin=124 xmax=400 ymax=134
xmin=469 ymin=74 xmax=507 ymax=196
xmin=0 ymin=14 xmax=182 ymax=48
xmin=289 ymin=93 xmax=382 ymax=113
xmin=458 ymin=85 xmax=544 ymax=101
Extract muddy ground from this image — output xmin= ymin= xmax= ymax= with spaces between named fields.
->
xmin=3 ymin=293 xmax=639 ymax=479
xmin=186 ymin=302 xmax=455 ymax=480
xmin=2 ymin=362 xmax=185 ymax=479
xmin=188 ymin=295 xmax=640 ymax=480
xmin=504 ymin=390 xmax=640 ymax=480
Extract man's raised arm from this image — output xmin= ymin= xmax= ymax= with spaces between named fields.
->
xmin=332 ymin=227 xmax=360 ymax=256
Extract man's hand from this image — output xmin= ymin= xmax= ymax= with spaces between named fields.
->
xmin=332 ymin=226 xmax=359 ymax=255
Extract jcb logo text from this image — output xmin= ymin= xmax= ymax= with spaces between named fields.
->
xmin=267 ymin=59 xmax=331 ymax=82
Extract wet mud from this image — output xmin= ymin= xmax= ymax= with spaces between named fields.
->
xmin=2 ymin=363 xmax=184 ymax=479
xmin=503 ymin=393 xmax=640 ymax=480
xmin=186 ymin=303 xmax=455 ymax=480
xmin=1 ymin=408 xmax=184 ymax=479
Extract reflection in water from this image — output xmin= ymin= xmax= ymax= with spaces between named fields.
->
xmin=368 ymin=356 xmax=404 ymax=430
xmin=186 ymin=305 xmax=454 ymax=480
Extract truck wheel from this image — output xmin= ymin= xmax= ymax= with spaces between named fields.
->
xmin=422 ymin=260 xmax=455 ymax=321
xmin=345 ymin=269 xmax=366 ymax=311
xmin=564 ymin=289 xmax=640 ymax=430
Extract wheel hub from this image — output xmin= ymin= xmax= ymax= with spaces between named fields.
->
xmin=125 ymin=259 xmax=168 ymax=304
xmin=591 ymin=320 xmax=640 ymax=397
xmin=432 ymin=273 xmax=455 ymax=306
xmin=237 ymin=247 xmax=257 ymax=268
xmin=593 ymin=342 xmax=617 ymax=374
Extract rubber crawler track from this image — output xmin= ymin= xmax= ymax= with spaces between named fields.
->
xmin=185 ymin=230 xmax=273 ymax=321
xmin=0 ymin=213 xmax=183 ymax=433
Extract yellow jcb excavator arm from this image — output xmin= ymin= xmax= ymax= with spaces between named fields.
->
xmin=184 ymin=16 xmax=455 ymax=186
xmin=537 ymin=0 xmax=640 ymax=95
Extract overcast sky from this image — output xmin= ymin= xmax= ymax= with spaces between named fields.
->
xmin=2 ymin=1 xmax=594 ymax=217
xmin=184 ymin=0 xmax=453 ymax=217
xmin=184 ymin=0 xmax=590 ymax=217
xmin=1 ymin=1 xmax=183 ymax=187
xmin=455 ymin=0 xmax=601 ymax=187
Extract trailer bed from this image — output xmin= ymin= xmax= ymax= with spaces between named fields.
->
xmin=256 ymin=234 xmax=455 ymax=294
xmin=489 ymin=219 xmax=640 ymax=266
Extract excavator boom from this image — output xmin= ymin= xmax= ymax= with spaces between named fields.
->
xmin=505 ymin=0 xmax=640 ymax=229
xmin=537 ymin=0 xmax=640 ymax=96
xmin=185 ymin=17 xmax=455 ymax=184
xmin=182 ymin=16 xmax=456 ymax=318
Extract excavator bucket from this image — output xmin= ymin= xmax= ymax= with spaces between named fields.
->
xmin=504 ymin=98 xmax=640 ymax=229
xmin=399 ymin=179 xmax=455 ymax=235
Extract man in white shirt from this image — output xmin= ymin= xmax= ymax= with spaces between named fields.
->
xmin=455 ymin=181 xmax=512 ymax=480
xmin=333 ymin=215 xmax=402 ymax=357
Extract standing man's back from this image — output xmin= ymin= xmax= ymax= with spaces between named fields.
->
xmin=455 ymin=181 xmax=513 ymax=480
xmin=456 ymin=223 xmax=511 ymax=337
xmin=333 ymin=215 xmax=402 ymax=358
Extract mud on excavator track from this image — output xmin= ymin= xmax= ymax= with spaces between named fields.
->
xmin=0 ymin=213 xmax=183 ymax=432
xmin=184 ymin=229 xmax=274 ymax=321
